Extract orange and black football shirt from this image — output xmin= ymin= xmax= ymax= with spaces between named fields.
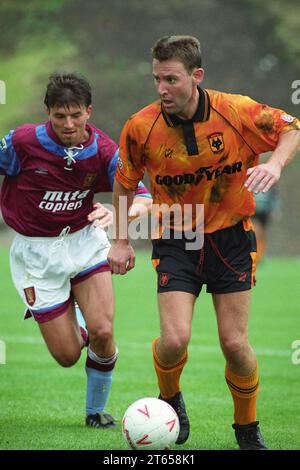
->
xmin=116 ymin=88 xmax=300 ymax=233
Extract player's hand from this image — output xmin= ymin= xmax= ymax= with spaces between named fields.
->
xmin=107 ymin=240 xmax=135 ymax=275
xmin=244 ymin=161 xmax=282 ymax=193
xmin=87 ymin=202 xmax=113 ymax=229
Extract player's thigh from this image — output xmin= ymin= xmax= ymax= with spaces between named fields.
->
xmin=72 ymin=271 xmax=114 ymax=334
xmin=38 ymin=302 xmax=82 ymax=367
xmin=212 ymin=290 xmax=251 ymax=344
xmin=158 ymin=290 xmax=196 ymax=347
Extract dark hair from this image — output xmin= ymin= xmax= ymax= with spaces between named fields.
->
xmin=44 ymin=72 xmax=92 ymax=109
xmin=151 ymin=35 xmax=202 ymax=73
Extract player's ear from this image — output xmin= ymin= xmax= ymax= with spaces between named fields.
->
xmin=86 ymin=105 xmax=92 ymax=119
xmin=192 ymin=68 xmax=204 ymax=86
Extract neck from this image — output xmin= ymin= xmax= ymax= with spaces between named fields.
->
xmin=176 ymin=88 xmax=200 ymax=120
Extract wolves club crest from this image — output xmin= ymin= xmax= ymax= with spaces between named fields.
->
xmin=208 ymin=133 xmax=225 ymax=154
xmin=159 ymin=272 xmax=169 ymax=287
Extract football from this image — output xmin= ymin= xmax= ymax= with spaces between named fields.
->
xmin=122 ymin=397 xmax=179 ymax=450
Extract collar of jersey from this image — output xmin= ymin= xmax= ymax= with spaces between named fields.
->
xmin=161 ymin=87 xmax=211 ymax=127
xmin=35 ymin=122 xmax=99 ymax=159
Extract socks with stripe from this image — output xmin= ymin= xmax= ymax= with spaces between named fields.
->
xmin=85 ymin=345 xmax=118 ymax=415
xmin=225 ymin=363 xmax=259 ymax=425
xmin=152 ymin=337 xmax=188 ymax=399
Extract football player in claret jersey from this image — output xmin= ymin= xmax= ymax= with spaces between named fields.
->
xmin=108 ymin=36 xmax=300 ymax=449
xmin=0 ymin=72 xmax=152 ymax=429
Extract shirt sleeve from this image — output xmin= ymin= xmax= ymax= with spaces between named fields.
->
xmin=107 ymin=147 xmax=151 ymax=197
xmin=229 ymin=94 xmax=300 ymax=154
xmin=115 ymin=117 xmax=146 ymax=191
xmin=0 ymin=130 xmax=21 ymax=176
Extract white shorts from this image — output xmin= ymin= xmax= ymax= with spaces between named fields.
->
xmin=10 ymin=223 xmax=111 ymax=323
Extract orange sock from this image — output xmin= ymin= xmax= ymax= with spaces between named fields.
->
xmin=152 ymin=338 xmax=188 ymax=399
xmin=225 ymin=363 xmax=259 ymax=425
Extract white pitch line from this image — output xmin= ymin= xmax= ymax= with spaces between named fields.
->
xmin=117 ymin=341 xmax=292 ymax=358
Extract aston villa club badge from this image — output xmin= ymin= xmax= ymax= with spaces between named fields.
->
xmin=24 ymin=286 xmax=36 ymax=306
xmin=159 ymin=272 xmax=169 ymax=287
xmin=83 ymin=172 xmax=97 ymax=187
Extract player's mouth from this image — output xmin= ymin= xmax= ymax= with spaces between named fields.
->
xmin=162 ymin=100 xmax=176 ymax=110
xmin=62 ymin=130 xmax=76 ymax=136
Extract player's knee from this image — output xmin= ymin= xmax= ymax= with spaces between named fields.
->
xmin=220 ymin=336 xmax=247 ymax=357
xmin=89 ymin=324 xmax=113 ymax=346
xmin=161 ymin=332 xmax=189 ymax=358
xmin=53 ymin=348 xmax=81 ymax=367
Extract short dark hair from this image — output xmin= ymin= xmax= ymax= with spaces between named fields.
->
xmin=44 ymin=72 xmax=92 ymax=109
xmin=151 ymin=35 xmax=202 ymax=73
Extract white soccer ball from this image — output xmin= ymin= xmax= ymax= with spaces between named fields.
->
xmin=122 ymin=397 xmax=179 ymax=450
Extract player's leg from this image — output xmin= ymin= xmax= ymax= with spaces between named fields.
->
xmin=213 ymin=291 xmax=267 ymax=449
xmin=151 ymin=235 xmax=202 ymax=445
xmin=72 ymin=271 xmax=117 ymax=428
xmin=153 ymin=291 xmax=196 ymax=445
xmin=9 ymin=234 xmax=87 ymax=367
xmin=207 ymin=220 xmax=266 ymax=449
xmin=38 ymin=301 xmax=85 ymax=367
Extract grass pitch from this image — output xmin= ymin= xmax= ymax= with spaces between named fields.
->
xmin=0 ymin=247 xmax=300 ymax=450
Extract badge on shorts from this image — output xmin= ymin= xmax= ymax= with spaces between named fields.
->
xmin=159 ymin=272 xmax=169 ymax=287
xmin=24 ymin=286 xmax=36 ymax=306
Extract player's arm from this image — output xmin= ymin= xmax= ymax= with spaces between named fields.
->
xmin=107 ymin=118 xmax=146 ymax=274
xmin=227 ymin=93 xmax=300 ymax=193
xmin=97 ymin=145 xmax=151 ymax=228
xmin=108 ymin=179 xmax=136 ymax=275
xmin=87 ymin=193 xmax=152 ymax=228
xmin=0 ymin=131 xmax=21 ymax=176
xmin=128 ymin=195 xmax=152 ymax=222
xmin=128 ymin=180 xmax=152 ymax=222
xmin=245 ymin=129 xmax=300 ymax=193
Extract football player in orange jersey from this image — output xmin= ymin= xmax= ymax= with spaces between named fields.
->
xmin=108 ymin=36 xmax=300 ymax=449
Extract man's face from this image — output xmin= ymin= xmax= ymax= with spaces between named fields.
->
xmin=47 ymin=103 xmax=92 ymax=147
xmin=152 ymin=59 xmax=204 ymax=119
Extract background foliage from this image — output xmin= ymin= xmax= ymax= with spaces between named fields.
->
xmin=0 ymin=0 xmax=299 ymax=254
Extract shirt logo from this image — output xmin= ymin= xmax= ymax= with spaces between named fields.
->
xmin=0 ymin=137 xmax=7 ymax=151
xmin=118 ymin=157 xmax=123 ymax=170
xmin=83 ymin=172 xmax=97 ymax=187
xmin=208 ymin=133 xmax=225 ymax=154
xmin=34 ymin=167 xmax=49 ymax=175
xmin=39 ymin=189 xmax=90 ymax=213
xmin=280 ymin=114 xmax=294 ymax=123
xmin=164 ymin=148 xmax=174 ymax=159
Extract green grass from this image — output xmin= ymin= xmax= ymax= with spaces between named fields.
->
xmin=0 ymin=247 xmax=300 ymax=450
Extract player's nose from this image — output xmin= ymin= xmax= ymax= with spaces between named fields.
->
xmin=64 ymin=116 xmax=75 ymax=129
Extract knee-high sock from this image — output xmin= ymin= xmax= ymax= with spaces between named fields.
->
xmin=225 ymin=363 xmax=259 ymax=425
xmin=152 ymin=337 xmax=188 ymax=399
xmin=85 ymin=346 xmax=118 ymax=415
